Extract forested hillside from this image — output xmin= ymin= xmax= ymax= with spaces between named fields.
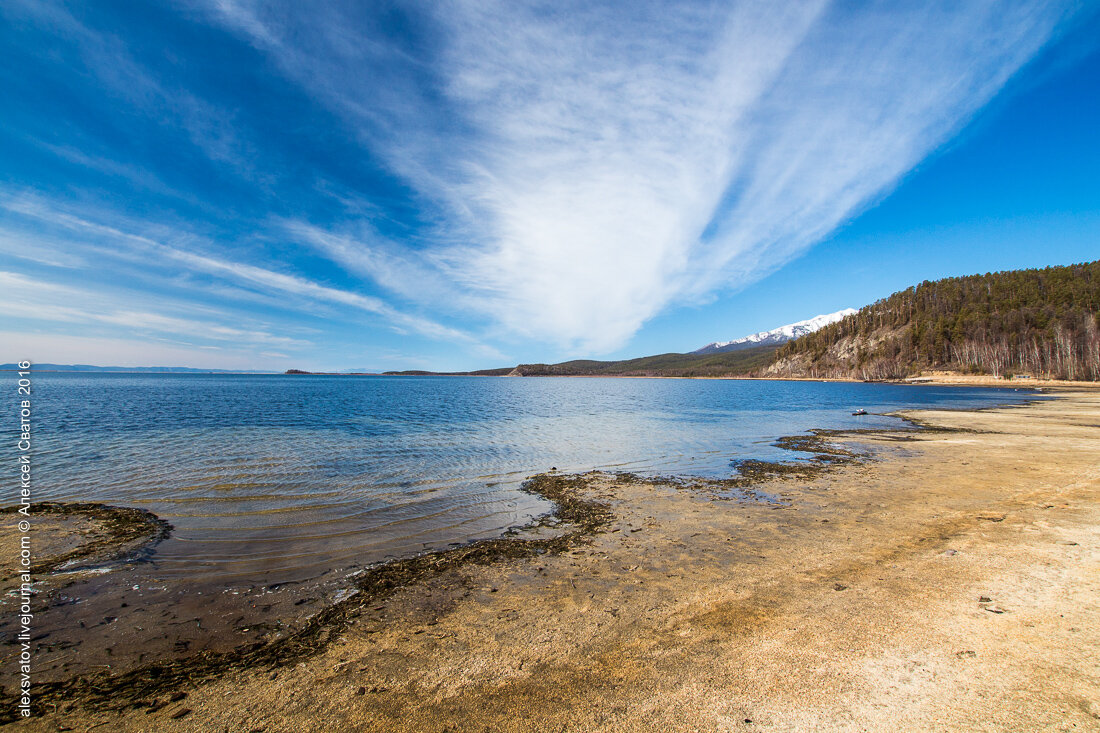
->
xmin=384 ymin=345 xmax=778 ymax=378
xmin=505 ymin=344 xmax=778 ymax=377
xmin=771 ymin=261 xmax=1100 ymax=380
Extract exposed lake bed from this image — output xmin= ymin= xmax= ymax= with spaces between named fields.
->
xmin=5 ymin=377 xmax=1097 ymax=730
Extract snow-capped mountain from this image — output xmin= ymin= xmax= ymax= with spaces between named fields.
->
xmin=693 ymin=308 xmax=858 ymax=355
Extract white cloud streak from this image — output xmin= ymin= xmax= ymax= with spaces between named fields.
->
xmin=278 ymin=220 xmax=479 ymax=312
xmin=0 ymin=271 xmax=309 ymax=350
xmin=207 ymin=0 xmax=1080 ymax=353
xmin=0 ymin=193 xmax=490 ymax=349
xmin=0 ymin=330 xmax=276 ymax=370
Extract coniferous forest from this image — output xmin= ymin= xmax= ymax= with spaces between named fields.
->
xmin=772 ymin=261 xmax=1100 ymax=380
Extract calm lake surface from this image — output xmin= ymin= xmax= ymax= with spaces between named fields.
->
xmin=11 ymin=373 xmax=1038 ymax=584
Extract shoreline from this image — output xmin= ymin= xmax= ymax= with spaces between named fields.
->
xmin=0 ymin=432 xmax=864 ymax=720
xmin=16 ymin=368 xmax=1099 ymax=390
xmin=0 ymin=384 xmax=1031 ymax=703
xmin=0 ymin=475 xmax=615 ymax=721
xmin=7 ymin=390 xmax=1100 ymax=730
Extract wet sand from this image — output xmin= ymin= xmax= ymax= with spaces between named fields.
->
xmin=9 ymin=389 xmax=1100 ymax=731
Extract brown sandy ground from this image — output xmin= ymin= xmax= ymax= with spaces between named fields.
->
xmin=900 ymin=373 xmax=1094 ymax=388
xmin=14 ymin=390 xmax=1100 ymax=732
xmin=713 ymin=374 xmax=1096 ymax=388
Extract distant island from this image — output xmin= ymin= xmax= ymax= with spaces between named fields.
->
xmin=378 ymin=260 xmax=1100 ymax=381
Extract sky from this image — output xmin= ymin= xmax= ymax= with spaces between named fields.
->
xmin=1 ymin=0 xmax=1097 ymax=372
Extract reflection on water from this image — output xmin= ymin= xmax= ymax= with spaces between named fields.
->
xmin=10 ymin=373 xmax=1036 ymax=583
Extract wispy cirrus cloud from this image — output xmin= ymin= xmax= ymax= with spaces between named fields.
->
xmin=0 ymin=193 xmax=497 ymax=353
xmin=206 ymin=0 xmax=1081 ymax=353
xmin=279 ymin=219 xmax=475 ymax=312
xmin=0 ymin=271 xmax=308 ymax=350
xmin=0 ymin=330 xmax=274 ymax=370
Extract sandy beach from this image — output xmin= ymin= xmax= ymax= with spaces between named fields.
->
xmin=8 ymin=388 xmax=1100 ymax=731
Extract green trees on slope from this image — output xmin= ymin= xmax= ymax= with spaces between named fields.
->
xmin=776 ymin=261 xmax=1100 ymax=380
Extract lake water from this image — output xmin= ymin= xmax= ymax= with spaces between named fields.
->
xmin=8 ymin=373 xmax=1039 ymax=585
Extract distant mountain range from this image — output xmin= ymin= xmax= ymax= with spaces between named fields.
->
xmin=0 ymin=364 xmax=276 ymax=374
xmin=693 ymin=309 xmax=857 ymax=354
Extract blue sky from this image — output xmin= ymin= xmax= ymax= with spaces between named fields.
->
xmin=1 ymin=1 xmax=1097 ymax=372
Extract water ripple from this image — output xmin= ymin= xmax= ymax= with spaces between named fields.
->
xmin=4 ymin=373 xmax=1037 ymax=583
